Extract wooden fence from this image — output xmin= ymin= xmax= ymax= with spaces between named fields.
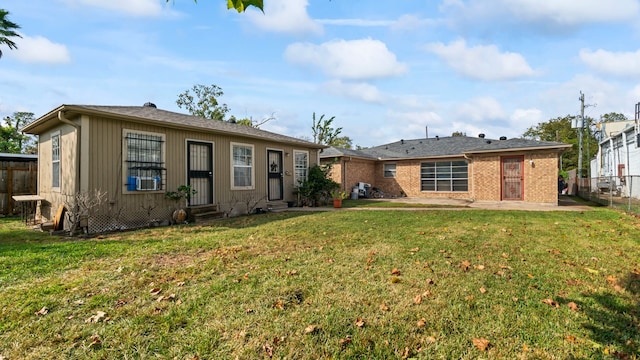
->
xmin=0 ymin=156 xmax=38 ymax=215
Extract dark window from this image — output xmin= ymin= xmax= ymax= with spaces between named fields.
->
xmin=420 ymin=160 xmax=468 ymax=192
xmin=125 ymin=132 xmax=165 ymax=191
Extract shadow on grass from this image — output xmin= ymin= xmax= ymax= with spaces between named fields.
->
xmin=580 ymin=271 xmax=640 ymax=357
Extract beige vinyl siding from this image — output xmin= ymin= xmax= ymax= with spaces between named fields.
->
xmin=84 ymin=115 xmax=320 ymax=216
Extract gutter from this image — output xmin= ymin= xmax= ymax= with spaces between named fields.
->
xmin=58 ymin=110 xmax=82 ymax=194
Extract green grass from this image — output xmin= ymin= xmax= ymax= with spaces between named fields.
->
xmin=339 ymin=199 xmax=463 ymax=208
xmin=0 ymin=209 xmax=639 ymax=359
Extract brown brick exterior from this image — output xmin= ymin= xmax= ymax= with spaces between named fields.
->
xmin=324 ymin=149 xmax=561 ymax=204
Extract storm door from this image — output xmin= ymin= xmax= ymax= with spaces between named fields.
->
xmin=267 ymin=150 xmax=283 ymax=201
xmin=187 ymin=141 xmax=213 ymax=206
xmin=501 ymin=156 xmax=524 ymax=200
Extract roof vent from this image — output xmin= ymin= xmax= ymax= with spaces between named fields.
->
xmin=143 ymin=102 xmax=157 ymax=108
xmin=499 ymin=136 xmax=507 ymax=140
xmin=435 ymin=135 xmax=439 ymax=140
xmin=406 ymin=149 xmax=409 ymax=154
xmin=401 ymin=139 xmax=404 ymax=144
xmin=478 ymin=133 xmax=485 ymax=138
xmin=486 ymin=140 xmax=492 ymax=144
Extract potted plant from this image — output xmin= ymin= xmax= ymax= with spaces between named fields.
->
xmin=330 ymin=189 xmax=348 ymax=208
xmin=166 ymin=185 xmax=197 ymax=223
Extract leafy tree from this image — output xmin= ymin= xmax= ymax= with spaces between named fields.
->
xmin=1 ymin=112 xmax=36 ymax=154
xmin=0 ymin=9 xmax=21 ymax=59
xmin=166 ymin=0 xmax=264 ymax=12
xmin=600 ymin=112 xmax=628 ymax=123
xmin=297 ymin=164 xmax=339 ymax=206
xmin=331 ymin=136 xmax=353 ymax=149
xmin=451 ymin=131 xmax=466 ymax=137
xmin=228 ymin=113 xmax=275 ymax=128
xmin=311 ymin=112 xmax=342 ymax=146
xmin=522 ymin=115 xmax=597 ymax=173
xmin=176 ymin=84 xmax=229 ymax=121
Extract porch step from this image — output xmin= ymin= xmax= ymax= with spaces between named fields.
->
xmin=266 ymin=201 xmax=290 ymax=212
xmin=188 ymin=204 xmax=224 ymax=223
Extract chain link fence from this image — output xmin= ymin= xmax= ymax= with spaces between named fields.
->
xmin=575 ymin=175 xmax=640 ymax=215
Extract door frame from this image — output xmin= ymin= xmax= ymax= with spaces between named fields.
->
xmin=266 ymin=149 xmax=284 ymax=201
xmin=500 ymin=155 xmax=524 ymax=201
xmin=186 ymin=140 xmax=214 ymax=206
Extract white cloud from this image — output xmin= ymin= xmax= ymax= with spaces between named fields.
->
xmin=369 ymin=110 xmax=443 ymax=144
xmin=390 ymin=14 xmax=439 ymax=31
xmin=453 ymin=96 xmax=506 ymax=122
xmin=511 ymin=108 xmax=543 ymax=126
xmin=285 ymin=38 xmax=408 ymax=80
xmin=441 ymin=0 xmax=639 ymax=27
xmin=425 ymin=39 xmax=535 ymax=81
xmin=12 ymin=34 xmax=71 ymax=64
xmin=245 ymin=0 xmax=322 ymax=36
xmin=579 ymin=48 xmax=640 ymax=77
xmin=321 ymin=80 xmax=385 ymax=104
xmin=61 ymin=0 xmax=172 ymax=17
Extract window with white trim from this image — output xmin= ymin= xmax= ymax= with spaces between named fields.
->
xmin=124 ymin=130 xmax=165 ymax=191
xmin=231 ymin=143 xmax=254 ymax=189
xmin=420 ymin=160 xmax=468 ymax=192
xmin=52 ymin=131 xmax=60 ymax=189
xmin=294 ymin=150 xmax=308 ymax=186
xmin=384 ymin=163 xmax=396 ymax=178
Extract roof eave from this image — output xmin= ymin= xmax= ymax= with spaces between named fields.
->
xmin=464 ymin=144 xmax=572 ymax=155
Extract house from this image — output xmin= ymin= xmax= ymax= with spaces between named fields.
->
xmin=590 ymin=118 xmax=640 ymax=198
xmin=22 ymin=103 xmax=324 ymax=232
xmin=321 ymin=135 xmax=571 ymax=205
xmin=0 ymin=152 xmax=37 ymax=215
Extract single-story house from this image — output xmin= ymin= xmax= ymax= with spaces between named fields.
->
xmin=22 ymin=103 xmax=324 ymax=232
xmin=321 ymin=135 xmax=571 ymax=205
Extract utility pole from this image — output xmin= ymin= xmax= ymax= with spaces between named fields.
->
xmin=578 ymin=91 xmax=585 ymax=178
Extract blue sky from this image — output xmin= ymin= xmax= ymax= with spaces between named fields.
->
xmin=2 ymin=0 xmax=640 ymax=147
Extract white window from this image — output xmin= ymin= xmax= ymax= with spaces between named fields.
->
xmin=384 ymin=163 xmax=396 ymax=178
xmin=294 ymin=150 xmax=309 ymax=186
xmin=231 ymin=143 xmax=254 ymax=189
xmin=52 ymin=131 xmax=60 ymax=189
xmin=123 ymin=130 xmax=165 ymax=192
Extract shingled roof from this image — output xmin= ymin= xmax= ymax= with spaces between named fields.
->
xmin=23 ymin=104 xmax=324 ymax=149
xmin=322 ymin=136 xmax=570 ymax=160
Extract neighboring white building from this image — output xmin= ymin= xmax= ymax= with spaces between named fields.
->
xmin=590 ymin=118 xmax=640 ymax=198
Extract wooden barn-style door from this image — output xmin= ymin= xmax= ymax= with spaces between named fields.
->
xmin=187 ymin=141 xmax=213 ymax=206
xmin=267 ymin=150 xmax=283 ymax=201
xmin=501 ymin=156 xmax=524 ymax=200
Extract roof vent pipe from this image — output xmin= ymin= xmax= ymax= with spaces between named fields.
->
xmin=435 ymin=135 xmax=439 ymax=140
xmin=486 ymin=140 xmax=492 ymax=144
xmin=478 ymin=133 xmax=485 ymax=138
xmin=143 ymin=102 xmax=157 ymax=108
xmin=401 ymin=139 xmax=404 ymax=144
xmin=499 ymin=136 xmax=507 ymax=140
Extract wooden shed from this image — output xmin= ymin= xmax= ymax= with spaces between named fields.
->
xmin=0 ymin=152 xmax=38 ymax=215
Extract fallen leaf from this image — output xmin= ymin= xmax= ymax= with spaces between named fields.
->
xmin=245 ymin=308 xmax=254 ymax=314
xmin=176 ymin=281 xmax=185 ymax=287
xmin=548 ymin=249 xmax=561 ymax=255
xmin=88 ymin=334 xmax=101 ymax=348
xmin=339 ymin=336 xmax=352 ymax=348
xmin=479 ymin=287 xmax=487 ymax=294
xmin=85 ymin=311 xmax=107 ymax=323
xmin=150 ymin=288 xmax=162 ymax=296
xmin=304 ymin=324 xmax=318 ymax=334
xmin=474 ymin=264 xmax=485 ymax=270
xmin=426 ymin=278 xmax=435 ymax=285
xmin=402 ymin=347 xmax=411 ymax=359
xmin=414 ymin=294 xmax=423 ymax=305
xmin=512 ymin=297 xmax=519 ymax=302
xmin=567 ymin=302 xmax=579 ymax=311
xmin=391 ymin=268 xmax=402 ymax=275
xmin=380 ymin=303 xmax=389 ymax=311
xmin=426 ymin=336 xmax=436 ymax=343
xmin=416 ymin=318 xmax=427 ymax=328
xmin=472 ymin=338 xmax=490 ymax=351
xmin=263 ymin=343 xmax=274 ymax=358
xmin=606 ymin=275 xmax=617 ymax=284
xmin=243 ymin=273 xmax=250 ymax=280
xmin=460 ymin=260 xmax=471 ymax=271
xmin=565 ymin=335 xmax=576 ymax=343
xmin=35 ymin=307 xmax=48 ymax=316
xmin=527 ymin=274 xmax=534 ymax=279
xmin=287 ymin=270 xmax=298 ymax=276
xmin=613 ymin=285 xmax=624 ymax=293
xmin=541 ymin=298 xmax=559 ymax=308
xmin=501 ymin=253 xmax=509 ymax=259
xmin=410 ymin=247 xmax=420 ymax=252
xmin=354 ymin=318 xmax=366 ymax=328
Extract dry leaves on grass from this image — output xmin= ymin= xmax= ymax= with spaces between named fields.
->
xmin=567 ymin=302 xmax=579 ymax=311
xmin=34 ymin=307 xmax=48 ymax=316
xmin=149 ymin=287 xmax=162 ymax=296
xmin=339 ymin=336 xmax=352 ymax=349
xmin=416 ymin=318 xmax=427 ymax=328
xmin=87 ymin=334 xmax=101 ymax=349
xmin=472 ymin=338 xmax=491 ymax=351
xmin=391 ymin=268 xmax=402 ymax=275
xmin=541 ymin=298 xmax=560 ymax=308
xmin=304 ymin=325 xmax=319 ymax=334
xmin=85 ymin=311 xmax=108 ymax=323
xmin=354 ymin=318 xmax=366 ymax=328
xmin=380 ymin=303 xmax=389 ymax=311
xmin=479 ymin=287 xmax=487 ymax=294
xmin=460 ymin=260 xmax=471 ymax=272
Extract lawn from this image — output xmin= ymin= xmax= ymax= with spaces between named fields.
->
xmin=0 ymin=207 xmax=639 ymax=359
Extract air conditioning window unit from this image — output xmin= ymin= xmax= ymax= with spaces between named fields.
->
xmin=136 ymin=176 xmax=158 ymax=191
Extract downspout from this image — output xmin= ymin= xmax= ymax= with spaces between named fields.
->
xmin=58 ymin=111 xmax=81 ymax=194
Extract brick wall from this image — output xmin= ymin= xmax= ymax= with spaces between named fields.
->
xmin=322 ymin=158 xmax=376 ymax=192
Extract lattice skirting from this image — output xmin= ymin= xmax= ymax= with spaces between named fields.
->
xmin=87 ymin=207 xmax=173 ymax=234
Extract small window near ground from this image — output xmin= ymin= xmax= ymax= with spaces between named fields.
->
xmin=52 ymin=131 xmax=60 ymax=189
xmin=294 ymin=150 xmax=308 ymax=186
xmin=384 ymin=163 xmax=396 ymax=178
xmin=124 ymin=130 xmax=165 ymax=191
xmin=231 ymin=143 xmax=254 ymax=189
